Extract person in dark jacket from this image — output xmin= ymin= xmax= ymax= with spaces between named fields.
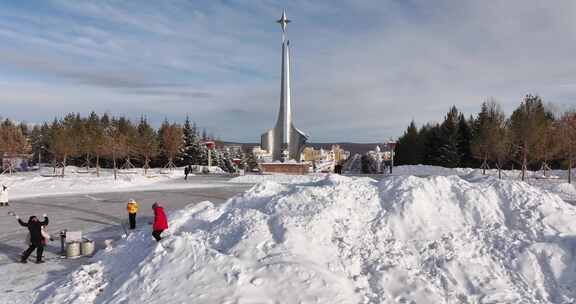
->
xmin=152 ymin=202 xmax=168 ymax=241
xmin=17 ymin=214 xmax=49 ymax=263
xmin=184 ymin=166 xmax=190 ymax=180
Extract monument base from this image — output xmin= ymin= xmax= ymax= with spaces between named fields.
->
xmin=260 ymin=163 xmax=310 ymax=175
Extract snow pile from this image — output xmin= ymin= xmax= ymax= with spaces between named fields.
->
xmin=554 ymin=183 xmax=576 ymax=200
xmin=391 ymin=164 xmax=477 ymax=176
xmin=230 ymin=173 xmax=331 ymax=184
xmin=41 ymin=174 xmax=576 ymax=303
xmin=189 ymin=165 xmax=227 ymax=174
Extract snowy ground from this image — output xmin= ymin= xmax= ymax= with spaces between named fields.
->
xmin=4 ymin=165 xmax=576 ymax=303
xmin=0 ymin=166 xmax=236 ymax=200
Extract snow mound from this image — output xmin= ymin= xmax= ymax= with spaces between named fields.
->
xmin=555 ymin=183 xmax=576 ymax=199
xmin=230 ymin=173 xmax=329 ymax=184
xmin=391 ymin=164 xmax=477 ymax=176
xmin=42 ymin=175 xmax=576 ymax=303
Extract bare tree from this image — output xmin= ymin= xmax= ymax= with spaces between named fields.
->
xmin=49 ymin=118 xmax=78 ymax=177
xmin=472 ymin=99 xmax=506 ymax=175
xmin=491 ymin=124 xmax=512 ymax=179
xmin=509 ymin=95 xmax=551 ymax=181
xmin=161 ymin=123 xmax=183 ymax=170
xmin=115 ymin=117 xmax=138 ymax=171
xmin=135 ymin=117 xmax=159 ymax=175
xmin=104 ymin=119 xmax=129 ymax=180
xmin=472 ymin=101 xmax=491 ymax=174
xmin=533 ymin=121 xmax=561 ymax=177
xmin=559 ymin=111 xmax=576 ymax=183
xmin=0 ymin=120 xmax=31 ymax=174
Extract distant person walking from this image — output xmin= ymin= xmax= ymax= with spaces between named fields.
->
xmin=184 ymin=166 xmax=190 ymax=180
xmin=17 ymin=214 xmax=49 ymax=263
xmin=0 ymin=184 xmax=9 ymax=207
xmin=152 ymin=202 xmax=168 ymax=241
xmin=126 ymin=199 xmax=139 ymax=230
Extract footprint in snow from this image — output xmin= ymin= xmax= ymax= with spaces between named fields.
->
xmin=250 ymin=277 xmax=264 ymax=286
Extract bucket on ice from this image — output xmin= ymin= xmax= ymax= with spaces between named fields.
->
xmin=66 ymin=242 xmax=81 ymax=258
xmin=81 ymin=240 xmax=95 ymax=256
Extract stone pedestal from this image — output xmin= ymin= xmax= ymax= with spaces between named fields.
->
xmin=260 ymin=163 xmax=310 ymax=175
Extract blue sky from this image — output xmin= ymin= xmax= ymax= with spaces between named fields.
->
xmin=1 ymin=0 xmax=575 ymax=142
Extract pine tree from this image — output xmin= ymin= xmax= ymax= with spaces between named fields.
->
xmin=182 ymin=121 xmax=207 ymax=165
xmin=395 ymin=120 xmax=423 ymax=165
xmin=210 ymin=148 xmax=221 ymax=170
xmin=182 ymin=116 xmax=195 ymax=166
xmin=29 ymin=125 xmax=43 ymax=166
xmin=456 ymin=114 xmax=474 ymax=167
xmin=437 ymin=106 xmax=461 ymax=168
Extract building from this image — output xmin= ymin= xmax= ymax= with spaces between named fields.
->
xmin=300 ymin=145 xmax=350 ymax=172
xmin=331 ymin=145 xmax=350 ymax=164
xmin=253 ymin=146 xmax=272 ymax=163
xmin=222 ymin=145 xmax=243 ymax=156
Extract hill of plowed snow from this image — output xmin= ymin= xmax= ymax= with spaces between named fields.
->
xmin=41 ymin=174 xmax=576 ymax=303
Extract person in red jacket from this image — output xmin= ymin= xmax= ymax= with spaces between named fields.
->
xmin=152 ymin=202 xmax=168 ymax=241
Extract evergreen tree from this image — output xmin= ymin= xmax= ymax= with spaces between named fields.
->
xmin=436 ymin=106 xmax=461 ymax=168
xmin=220 ymin=148 xmax=236 ymax=172
xmin=182 ymin=116 xmax=195 ymax=166
xmin=422 ymin=123 xmax=444 ymax=166
xmin=395 ymin=120 xmax=423 ymax=165
xmin=456 ymin=114 xmax=474 ymax=167
xmin=210 ymin=148 xmax=221 ymax=169
xmin=29 ymin=125 xmax=43 ymax=165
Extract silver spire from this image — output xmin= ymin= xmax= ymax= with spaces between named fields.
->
xmin=277 ymin=10 xmax=290 ymax=33
xmin=261 ymin=10 xmax=308 ymax=162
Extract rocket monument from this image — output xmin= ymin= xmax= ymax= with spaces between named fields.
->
xmin=261 ymin=11 xmax=308 ymax=162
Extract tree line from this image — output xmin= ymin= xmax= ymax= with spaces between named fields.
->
xmin=394 ymin=94 xmax=576 ymax=182
xmin=0 ymin=112 xmax=247 ymax=178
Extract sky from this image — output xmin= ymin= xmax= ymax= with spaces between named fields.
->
xmin=0 ymin=0 xmax=575 ymax=142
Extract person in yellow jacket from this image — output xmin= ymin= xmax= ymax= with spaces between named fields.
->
xmin=126 ymin=199 xmax=139 ymax=229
